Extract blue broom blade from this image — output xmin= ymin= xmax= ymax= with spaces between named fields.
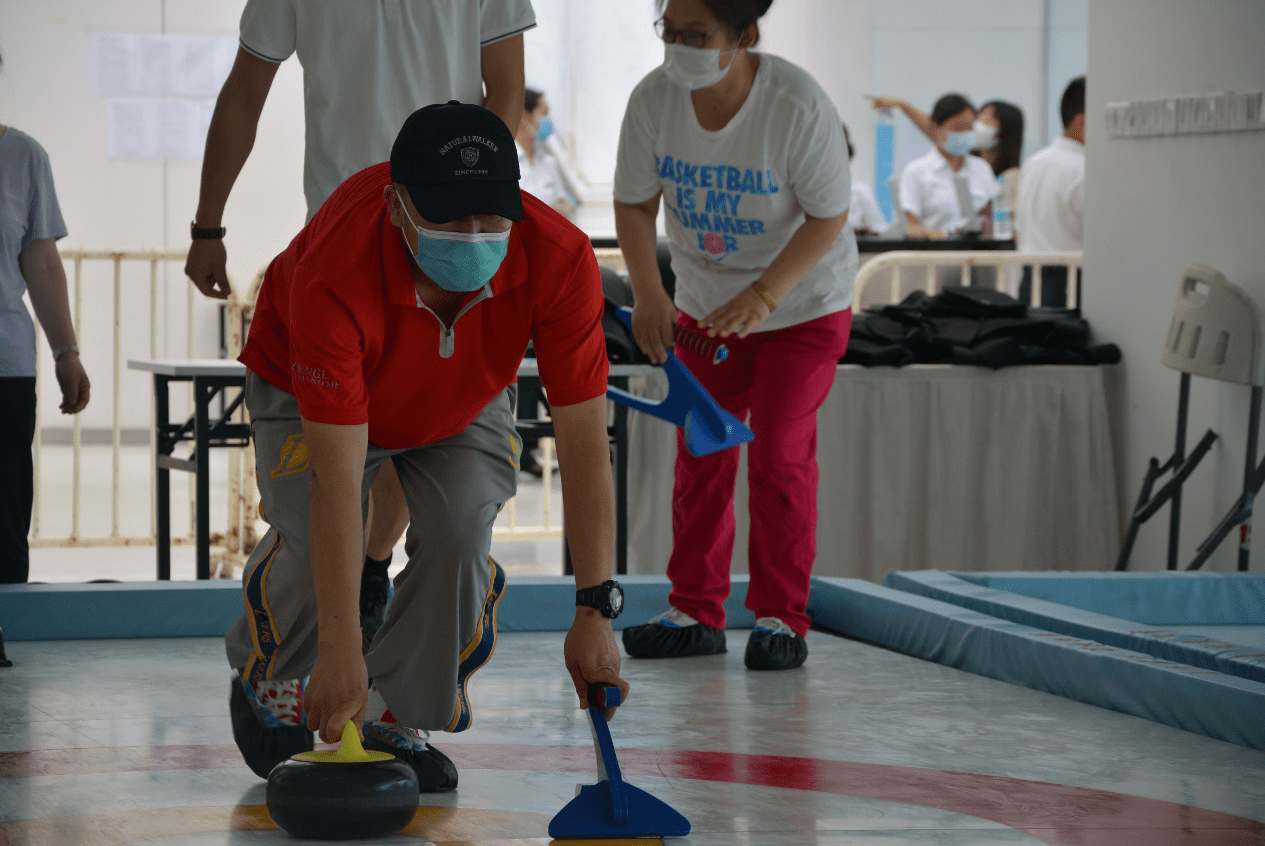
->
xmin=549 ymin=684 xmax=691 ymax=840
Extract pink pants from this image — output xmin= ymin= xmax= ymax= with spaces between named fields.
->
xmin=667 ymin=308 xmax=852 ymax=637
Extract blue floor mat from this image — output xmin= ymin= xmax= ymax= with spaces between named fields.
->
xmin=807 ymin=572 xmax=1265 ymax=752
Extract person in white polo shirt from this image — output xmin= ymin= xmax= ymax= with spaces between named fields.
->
xmin=186 ymin=0 xmax=535 ymax=270
xmin=897 ymin=93 xmax=998 ymax=239
xmin=1016 ymin=76 xmax=1086 ymax=307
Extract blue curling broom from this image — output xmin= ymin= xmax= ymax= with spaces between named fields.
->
xmin=607 ymin=307 xmax=754 ymax=457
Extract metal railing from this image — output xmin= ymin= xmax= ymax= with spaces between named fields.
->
xmin=31 ymin=249 xmax=196 ymax=551
xmin=32 ymin=249 xmax=564 ymax=578
xmin=854 ymin=250 xmax=1083 ymax=308
xmin=592 ymin=247 xmax=627 ymax=272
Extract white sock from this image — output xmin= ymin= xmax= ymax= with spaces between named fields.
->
xmin=656 ymin=607 xmax=701 ymax=627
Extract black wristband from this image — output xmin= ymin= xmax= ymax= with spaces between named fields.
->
xmin=190 ymin=221 xmax=226 ymax=240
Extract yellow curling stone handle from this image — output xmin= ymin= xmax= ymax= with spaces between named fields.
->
xmin=293 ymin=721 xmax=396 ymax=764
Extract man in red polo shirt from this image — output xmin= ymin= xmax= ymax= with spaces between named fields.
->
xmin=224 ymin=102 xmax=629 ymax=791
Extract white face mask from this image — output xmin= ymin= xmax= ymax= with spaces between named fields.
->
xmin=663 ymin=41 xmax=737 ymax=90
xmin=973 ymin=120 xmax=999 ymax=150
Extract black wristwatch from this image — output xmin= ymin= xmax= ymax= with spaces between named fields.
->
xmin=190 ymin=221 xmax=227 ymax=240
xmin=576 ymin=579 xmax=624 ymax=619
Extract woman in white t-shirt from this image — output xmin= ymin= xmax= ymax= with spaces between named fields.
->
xmin=614 ymin=0 xmax=856 ymax=671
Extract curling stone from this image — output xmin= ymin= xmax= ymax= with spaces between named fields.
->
xmin=266 ymin=721 xmax=418 ymax=840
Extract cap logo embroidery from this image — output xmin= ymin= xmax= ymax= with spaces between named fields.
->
xmin=460 ymin=147 xmax=480 ymax=168
xmin=438 ymin=135 xmax=498 ymax=155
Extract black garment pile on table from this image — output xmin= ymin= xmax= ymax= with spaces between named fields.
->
xmin=841 ymin=285 xmax=1121 ymax=369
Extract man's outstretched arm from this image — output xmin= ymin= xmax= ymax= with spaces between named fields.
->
xmin=185 ymin=47 xmax=280 ymax=299
xmin=299 ymin=418 xmax=370 ymax=743
xmin=549 ymin=395 xmax=630 ymax=720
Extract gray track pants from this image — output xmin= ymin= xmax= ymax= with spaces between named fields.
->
xmin=224 ymin=373 xmax=520 ymax=731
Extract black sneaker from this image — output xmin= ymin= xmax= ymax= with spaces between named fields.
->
xmin=744 ymin=617 xmax=808 ymax=670
xmin=229 ymin=675 xmax=314 ymax=778
xmin=363 ymin=717 xmax=458 ymax=792
xmin=359 ymin=565 xmax=392 ymax=653
xmin=622 ymin=608 xmax=726 ymax=658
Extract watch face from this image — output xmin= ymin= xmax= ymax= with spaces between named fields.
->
xmin=609 ymin=584 xmax=624 ymax=615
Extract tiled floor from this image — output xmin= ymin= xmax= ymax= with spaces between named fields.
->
xmin=1 ymin=625 xmax=1262 ymax=845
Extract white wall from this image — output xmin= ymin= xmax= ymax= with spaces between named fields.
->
xmin=1084 ymin=0 xmax=1265 ymax=571
xmin=1045 ymin=0 xmax=1088 ymax=147
xmin=763 ymin=0 xmax=1086 ymax=219
xmin=760 ymin=0 xmax=875 ymax=194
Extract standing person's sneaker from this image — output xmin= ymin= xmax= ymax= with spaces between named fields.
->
xmin=364 ymin=710 xmax=458 ymax=792
xmin=360 ymin=554 xmax=393 ymax=653
xmin=622 ymin=607 xmax=726 ymax=658
xmin=229 ymin=675 xmax=313 ymax=778
xmin=744 ymin=617 xmax=808 ymax=670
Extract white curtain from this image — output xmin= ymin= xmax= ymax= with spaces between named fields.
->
xmin=626 ymin=364 xmax=1121 ymax=581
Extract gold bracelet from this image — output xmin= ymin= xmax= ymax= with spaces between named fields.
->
xmin=752 ymin=281 xmax=777 ymax=312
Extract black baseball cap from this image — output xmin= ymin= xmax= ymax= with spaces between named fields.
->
xmin=390 ymin=101 xmax=523 ymax=223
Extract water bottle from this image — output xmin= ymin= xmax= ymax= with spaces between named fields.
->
xmin=874 ymin=108 xmax=896 ymax=225
xmin=992 ymin=175 xmax=1013 ymax=240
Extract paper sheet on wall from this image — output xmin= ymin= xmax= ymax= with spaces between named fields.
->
xmin=93 ymin=32 xmax=233 ymax=160
xmin=92 ymin=33 xmax=237 ymax=97
xmin=106 ymin=98 xmax=217 ymax=161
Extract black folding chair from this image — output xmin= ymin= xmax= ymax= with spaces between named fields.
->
xmin=1116 ymin=265 xmax=1264 ymax=571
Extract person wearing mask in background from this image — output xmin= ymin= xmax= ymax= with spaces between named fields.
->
xmin=184 ymin=0 xmax=535 ymax=663
xmin=1015 ymin=76 xmax=1085 ymax=308
xmin=0 ymin=51 xmax=92 ymax=584
xmin=841 ymin=121 xmax=888 ymax=235
xmin=225 ymin=102 xmax=628 ymax=792
xmin=868 ymin=94 xmax=1024 ymax=182
xmin=614 ymin=0 xmax=856 ymax=671
xmin=515 ymin=88 xmax=578 ymax=219
xmin=969 ymin=101 xmax=1024 ymax=268
xmin=971 ymin=101 xmax=1024 ymax=184
xmin=893 ymin=93 xmax=998 ymax=239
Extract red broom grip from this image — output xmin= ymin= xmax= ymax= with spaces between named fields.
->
xmin=673 ymin=324 xmax=729 ymax=365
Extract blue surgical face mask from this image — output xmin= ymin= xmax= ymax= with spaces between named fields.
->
xmin=943 ymin=130 xmax=976 ymax=157
xmin=535 ymin=116 xmax=554 ymax=144
xmin=396 ymin=189 xmax=510 ymax=292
